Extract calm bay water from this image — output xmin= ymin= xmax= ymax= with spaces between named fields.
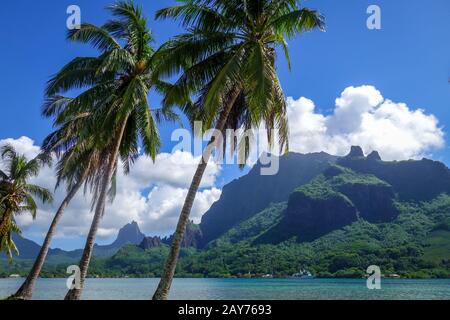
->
xmin=0 ymin=278 xmax=449 ymax=300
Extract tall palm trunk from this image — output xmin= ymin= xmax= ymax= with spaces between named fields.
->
xmin=64 ymin=120 xmax=128 ymax=300
xmin=11 ymin=174 xmax=86 ymax=300
xmin=0 ymin=210 xmax=12 ymax=238
xmin=152 ymin=89 xmax=241 ymax=300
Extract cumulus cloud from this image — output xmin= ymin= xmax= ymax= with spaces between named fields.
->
xmin=0 ymin=136 xmax=41 ymax=159
xmin=286 ymin=85 xmax=444 ymax=160
xmin=136 ymin=185 xmax=221 ymax=235
xmin=0 ymin=137 xmax=222 ymax=243
xmin=126 ymin=150 xmax=220 ymax=189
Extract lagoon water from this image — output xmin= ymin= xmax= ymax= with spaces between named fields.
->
xmin=1 ymin=278 xmax=449 ymax=300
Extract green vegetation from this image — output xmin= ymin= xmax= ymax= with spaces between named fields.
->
xmin=329 ymin=167 xmax=389 ymax=187
xmin=0 ymin=145 xmax=52 ymax=259
xmin=423 ymin=230 xmax=450 ymax=263
xmin=295 ymin=165 xmax=390 ymax=202
xmin=294 ymin=177 xmax=342 ymax=201
xmin=294 ymin=166 xmax=388 ymax=202
xmin=216 ymin=203 xmax=287 ymax=244
xmin=3 ymin=194 xmax=449 ymax=279
xmin=97 ymin=193 xmax=450 ymax=279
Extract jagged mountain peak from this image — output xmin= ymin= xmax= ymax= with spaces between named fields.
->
xmin=111 ymin=221 xmax=145 ymax=247
xmin=139 ymin=236 xmax=162 ymax=249
xmin=346 ymin=146 xmax=365 ymax=158
xmin=367 ymin=151 xmax=382 ymax=161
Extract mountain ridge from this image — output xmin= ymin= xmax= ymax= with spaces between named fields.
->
xmin=4 ymin=146 xmax=450 ymax=279
xmin=3 ymin=220 xmax=146 ymax=261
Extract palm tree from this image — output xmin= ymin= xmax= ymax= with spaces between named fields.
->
xmin=152 ymin=0 xmax=324 ymax=300
xmin=38 ymin=1 xmax=173 ymax=300
xmin=10 ymin=113 xmax=114 ymax=300
xmin=0 ymin=145 xmax=53 ymax=259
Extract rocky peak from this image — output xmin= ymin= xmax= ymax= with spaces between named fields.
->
xmin=139 ymin=236 xmax=162 ymax=249
xmin=367 ymin=151 xmax=382 ymax=161
xmin=164 ymin=220 xmax=203 ymax=248
xmin=346 ymin=146 xmax=365 ymax=159
xmin=112 ymin=221 xmax=145 ymax=247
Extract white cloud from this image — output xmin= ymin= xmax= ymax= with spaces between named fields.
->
xmin=328 ymin=85 xmax=384 ymax=135
xmin=0 ymin=137 xmax=222 ymax=244
xmin=126 ymin=150 xmax=220 ymax=189
xmin=137 ymin=185 xmax=221 ymax=235
xmin=286 ymin=85 xmax=445 ymax=160
xmin=0 ymin=136 xmax=41 ymax=159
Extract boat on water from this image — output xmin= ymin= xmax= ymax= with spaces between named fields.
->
xmin=291 ymin=269 xmax=315 ymax=279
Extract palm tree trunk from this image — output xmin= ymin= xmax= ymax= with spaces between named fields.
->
xmin=0 ymin=216 xmax=7 ymax=237
xmin=152 ymin=89 xmax=241 ymax=300
xmin=64 ymin=120 xmax=128 ymax=300
xmin=0 ymin=210 xmax=11 ymax=238
xmin=11 ymin=176 xmax=86 ymax=300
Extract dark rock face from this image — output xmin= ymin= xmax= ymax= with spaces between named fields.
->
xmin=337 ymin=183 xmax=398 ymax=223
xmin=346 ymin=146 xmax=365 ymax=159
xmin=255 ymin=162 xmax=400 ymax=244
xmin=199 ymin=152 xmax=338 ymax=246
xmin=163 ymin=220 xmax=203 ymax=248
xmin=338 ymin=157 xmax=450 ymax=201
xmin=283 ymin=191 xmax=358 ymax=242
xmin=367 ymin=151 xmax=382 ymax=161
xmin=139 ymin=236 xmax=162 ymax=249
xmin=110 ymin=221 xmax=145 ymax=247
xmin=182 ymin=221 xmax=203 ymax=248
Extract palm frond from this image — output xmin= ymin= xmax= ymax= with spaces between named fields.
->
xmin=270 ymin=8 xmax=325 ymax=38
xmin=68 ymin=23 xmax=120 ymax=51
xmin=25 ymin=184 xmax=53 ymax=205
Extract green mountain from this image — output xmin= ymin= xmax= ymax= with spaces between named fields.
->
xmin=337 ymin=147 xmax=450 ymax=201
xmin=88 ymin=193 xmax=449 ymax=279
xmin=200 ymin=152 xmax=338 ymax=245
xmin=255 ymin=165 xmax=399 ymax=244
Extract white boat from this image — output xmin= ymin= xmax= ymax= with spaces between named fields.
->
xmin=291 ymin=269 xmax=315 ymax=279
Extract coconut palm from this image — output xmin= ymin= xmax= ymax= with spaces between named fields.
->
xmin=22 ymin=1 xmax=172 ymax=300
xmin=10 ymin=112 xmax=114 ymax=300
xmin=152 ymin=0 xmax=325 ymax=299
xmin=61 ymin=1 xmax=176 ymax=300
xmin=0 ymin=145 xmax=53 ymax=260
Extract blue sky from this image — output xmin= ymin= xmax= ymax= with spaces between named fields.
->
xmin=1 ymin=0 xmax=449 ymax=163
xmin=0 ymin=0 xmax=449 ymax=249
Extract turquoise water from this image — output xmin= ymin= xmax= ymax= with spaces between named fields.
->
xmin=0 ymin=278 xmax=449 ymax=300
